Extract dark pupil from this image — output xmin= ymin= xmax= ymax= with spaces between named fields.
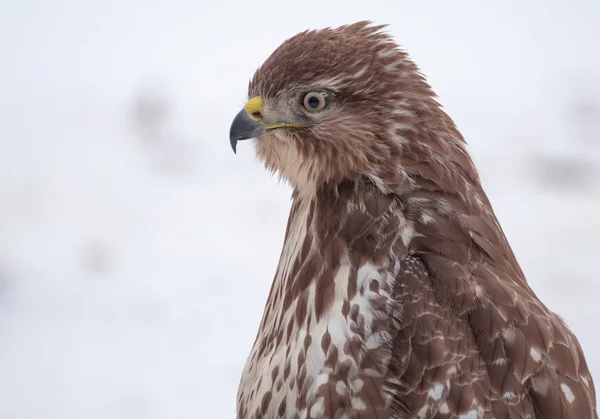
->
xmin=307 ymin=95 xmax=321 ymax=108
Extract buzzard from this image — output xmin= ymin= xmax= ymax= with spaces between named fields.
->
xmin=228 ymin=22 xmax=597 ymax=419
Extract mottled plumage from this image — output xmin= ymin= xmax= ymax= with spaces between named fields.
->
xmin=229 ymin=22 xmax=597 ymax=418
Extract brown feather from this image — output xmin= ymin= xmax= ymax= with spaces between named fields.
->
xmin=235 ymin=21 xmax=597 ymax=419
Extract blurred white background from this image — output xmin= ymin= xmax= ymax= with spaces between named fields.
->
xmin=1 ymin=1 xmax=599 ymax=418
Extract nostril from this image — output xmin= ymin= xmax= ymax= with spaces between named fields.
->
xmin=251 ymin=111 xmax=262 ymax=119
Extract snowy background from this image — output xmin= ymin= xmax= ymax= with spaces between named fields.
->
xmin=1 ymin=1 xmax=599 ymax=418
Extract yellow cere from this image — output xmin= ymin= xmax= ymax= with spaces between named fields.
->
xmin=244 ymin=95 xmax=302 ymax=130
xmin=244 ymin=96 xmax=264 ymax=121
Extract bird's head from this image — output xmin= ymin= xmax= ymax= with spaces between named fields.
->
xmin=230 ymin=21 xmax=469 ymax=194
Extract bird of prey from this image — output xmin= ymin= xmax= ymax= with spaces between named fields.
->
xmin=228 ymin=22 xmax=597 ymax=419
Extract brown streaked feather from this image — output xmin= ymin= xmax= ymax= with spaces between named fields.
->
xmin=236 ymin=21 xmax=597 ymax=419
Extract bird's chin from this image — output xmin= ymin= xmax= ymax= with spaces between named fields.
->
xmin=254 ymin=131 xmax=319 ymax=192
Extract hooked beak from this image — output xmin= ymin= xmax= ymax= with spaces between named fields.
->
xmin=229 ymin=108 xmax=264 ymax=154
xmin=229 ymin=95 xmax=301 ymax=153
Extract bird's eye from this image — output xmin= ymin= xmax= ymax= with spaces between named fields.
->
xmin=302 ymin=92 xmax=328 ymax=112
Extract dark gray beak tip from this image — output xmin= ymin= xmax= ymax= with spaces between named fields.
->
xmin=229 ymin=109 xmax=264 ymax=154
xmin=230 ymin=136 xmax=238 ymax=154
